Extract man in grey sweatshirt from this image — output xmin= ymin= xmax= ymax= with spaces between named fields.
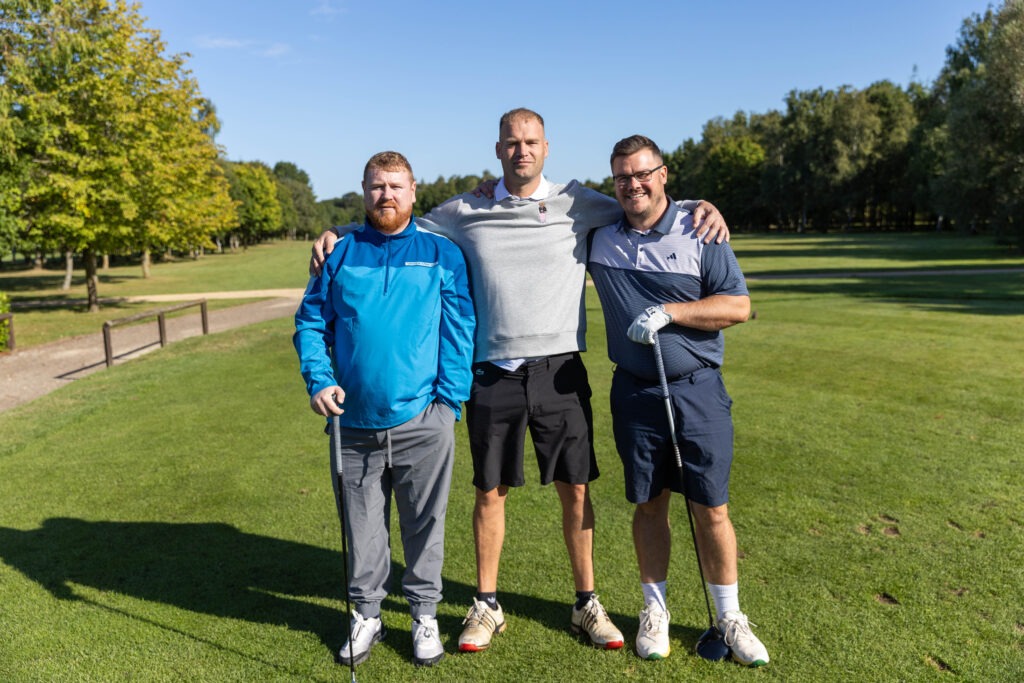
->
xmin=310 ymin=108 xmax=728 ymax=654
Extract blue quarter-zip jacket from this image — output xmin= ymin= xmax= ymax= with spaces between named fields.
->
xmin=293 ymin=218 xmax=475 ymax=429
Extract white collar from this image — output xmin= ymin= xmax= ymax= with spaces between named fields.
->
xmin=495 ymin=175 xmax=551 ymax=201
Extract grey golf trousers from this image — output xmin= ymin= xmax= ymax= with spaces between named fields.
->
xmin=330 ymin=400 xmax=455 ymax=620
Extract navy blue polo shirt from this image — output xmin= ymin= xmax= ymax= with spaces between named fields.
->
xmin=587 ymin=199 xmax=748 ymax=380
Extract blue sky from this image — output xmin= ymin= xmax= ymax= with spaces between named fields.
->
xmin=140 ymin=0 xmax=991 ymax=200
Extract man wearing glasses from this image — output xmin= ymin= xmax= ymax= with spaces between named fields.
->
xmin=309 ymin=110 xmax=730 ymax=654
xmin=588 ymin=135 xmax=769 ymax=666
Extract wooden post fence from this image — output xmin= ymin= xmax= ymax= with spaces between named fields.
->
xmin=102 ymin=300 xmax=208 ymax=368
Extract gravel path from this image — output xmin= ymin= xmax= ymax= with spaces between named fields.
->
xmin=0 ymin=291 xmax=303 ymax=414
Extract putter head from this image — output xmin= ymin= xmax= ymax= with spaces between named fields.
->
xmin=695 ymin=626 xmax=731 ymax=661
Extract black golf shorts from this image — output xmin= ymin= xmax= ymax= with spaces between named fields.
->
xmin=466 ymin=352 xmax=598 ymax=491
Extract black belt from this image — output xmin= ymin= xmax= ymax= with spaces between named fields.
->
xmin=613 ymin=364 xmax=710 ymax=385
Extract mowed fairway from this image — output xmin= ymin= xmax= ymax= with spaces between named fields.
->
xmin=0 ymin=234 xmax=1022 ymax=681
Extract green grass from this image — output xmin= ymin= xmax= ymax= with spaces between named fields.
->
xmin=0 ymin=234 xmax=1023 ymax=681
xmin=0 ymin=241 xmax=313 ymax=299
xmin=0 ymin=241 xmax=312 ymax=348
xmin=734 ymin=231 xmax=1024 ymax=276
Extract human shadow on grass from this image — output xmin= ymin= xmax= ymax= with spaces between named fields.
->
xmin=0 ymin=518 xmax=688 ymax=663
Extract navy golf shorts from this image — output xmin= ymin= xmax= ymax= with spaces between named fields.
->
xmin=610 ymin=366 xmax=733 ymax=506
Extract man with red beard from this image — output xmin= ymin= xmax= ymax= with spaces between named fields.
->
xmin=294 ymin=151 xmax=475 ymax=668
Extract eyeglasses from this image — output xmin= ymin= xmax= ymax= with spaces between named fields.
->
xmin=613 ymin=164 xmax=666 ymax=186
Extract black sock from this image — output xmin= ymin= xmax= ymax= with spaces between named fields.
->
xmin=575 ymin=590 xmax=594 ymax=610
xmin=476 ymin=591 xmax=498 ymax=610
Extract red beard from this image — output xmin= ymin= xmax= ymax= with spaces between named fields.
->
xmin=367 ymin=202 xmax=412 ymax=233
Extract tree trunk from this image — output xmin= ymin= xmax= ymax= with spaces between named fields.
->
xmin=102 ymin=253 xmax=110 ymax=270
xmin=141 ymin=248 xmax=151 ymax=278
xmin=85 ymin=249 xmax=100 ymax=313
xmin=62 ymin=250 xmax=74 ymax=290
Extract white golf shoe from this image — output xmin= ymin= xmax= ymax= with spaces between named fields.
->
xmin=636 ymin=603 xmax=671 ymax=660
xmin=458 ymin=599 xmax=506 ymax=652
xmin=412 ymin=615 xmax=444 ymax=666
xmin=338 ymin=612 xmax=385 ymax=666
xmin=571 ymin=594 xmax=624 ymax=649
xmin=718 ymin=610 xmax=769 ymax=667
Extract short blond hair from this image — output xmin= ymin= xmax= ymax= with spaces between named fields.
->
xmin=498 ymin=108 xmax=545 ymax=134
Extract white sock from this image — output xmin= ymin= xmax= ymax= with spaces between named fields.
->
xmin=708 ymin=582 xmax=739 ymax=621
xmin=641 ymin=581 xmax=667 ymax=611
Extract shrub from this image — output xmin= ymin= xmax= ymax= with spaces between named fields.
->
xmin=0 ymin=291 xmax=10 ymax=351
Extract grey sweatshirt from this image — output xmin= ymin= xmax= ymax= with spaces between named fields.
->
xmin=417 ymin=180 xmax=620 ymax=363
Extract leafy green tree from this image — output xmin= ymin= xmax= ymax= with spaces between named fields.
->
xmin=692 ymin=113 xmax=768 ymax=229
xmin=863 ymin=81 xmax=918 ymax=228
xmin=930 ymin=8 xmax=998 ymax=235
xmin=126 ymin=38 xmax=236 ymax=274
xmin=274 ymin=177 xmax=298 ymax=238
xmin=224 ymin=161 xmax=281 ymax=247
xmin=272 ymin=162 xmax=325 ymax=239
xmin=2 ymin=0 xmax=136 ymax=309
xmin=413 ymin=172 xmax=496 ymax=214
xmin=923 ymin=2 xmax=1024 ymax=249
xmin=930 ymin=0 xmax=1024 ymax=251
xmin=319 ymin=192 xmax=364 ymax=227
xmin=752 ymin=110 xmax=788 ymax=228
xmin=986 ymin=0 xmax=1024 ymax=248
xmin=779 ymin=87 xmax=838 ymax=230
xmin=664 ymin=137 xmax=706 ymax=210
xmin=0 ymin=0 xmax=235 ymax=308
xmin=829 ymin=86 xmax=883 ymax=229
xmin=582 ymin=176 xmax=615 ymax=197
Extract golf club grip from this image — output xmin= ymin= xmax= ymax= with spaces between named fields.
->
xmin=652 ymin=336 xmax=669 ymax=399
xmin=331 ymin=415 xmax=343 ymax=476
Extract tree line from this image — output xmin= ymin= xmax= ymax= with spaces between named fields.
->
xmin=585 ymin=1 xmax=1023 ymax=252
xmin=2 ymin=1 xmax=1020 ymax=315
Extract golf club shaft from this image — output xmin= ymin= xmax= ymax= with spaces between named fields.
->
xmin=651 ymin=336 xmax=717 ymax=630
xmin=332 ymin=415 xmax=357 ymax=682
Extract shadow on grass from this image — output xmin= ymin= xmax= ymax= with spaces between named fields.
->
xmin=10 ymin=296 xmax=136 ymax=312
xmin=0 ymin=271 xmax=136 ymax=295
xmin=732 ymin=231 xmax=1021 ymax=263
xmin=0 ymin=518 xmax=684 ymax=661
xmin=747 ymin=272 xmax=1024 ymax=315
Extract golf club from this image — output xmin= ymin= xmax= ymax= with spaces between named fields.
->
xmin=651 ymin=335 xmax=731 ymax=662
xmin=331 ymin=414 xmax=358 ymax=683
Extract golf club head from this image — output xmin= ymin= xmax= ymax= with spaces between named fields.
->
xmin=695 ymin=626 xmax=731 ymax=661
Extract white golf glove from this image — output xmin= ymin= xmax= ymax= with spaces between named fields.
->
xmin=627 ymin=305 xmax=672 ymax=345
